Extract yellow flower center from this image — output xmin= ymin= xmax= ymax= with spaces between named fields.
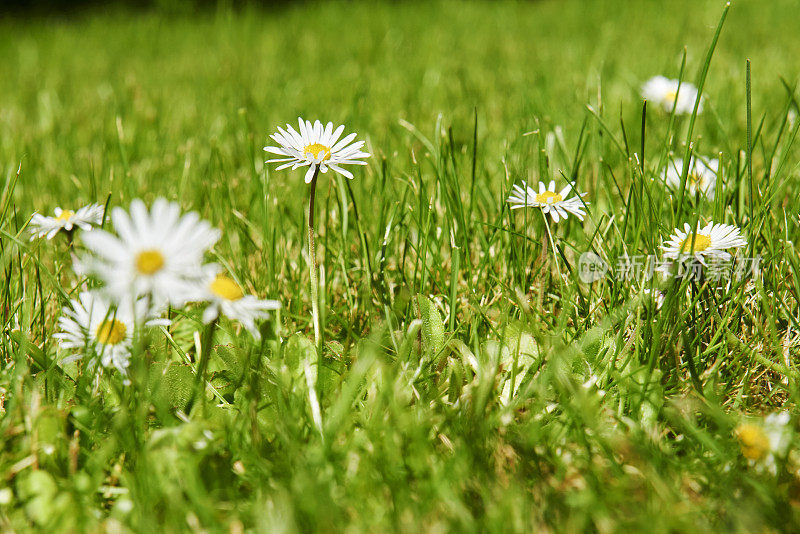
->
xmin=135 ymin=249 xmax=165 ymax=275
xmin=95 ymin=319 xmax=127 ymax=345
xmin=56 ymin=210 xmax=75 ymax=222
xmin=303 ymin=143 xmax=331 ymax=161
xmin=665 ymin=89 xmax=678 ymax=102
xmin=688 ymin=172 xmax=701 ymax=187
xmin=210 ymin=274 xmax=244 ymax=301
xmin=680 ymin=234 xmax=711 ymax=253
xmin=535 ymin=191 xmax=563 ymax=205
xmin=736 ymin=424 xmax=770 ymax=461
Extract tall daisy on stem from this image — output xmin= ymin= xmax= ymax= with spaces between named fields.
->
xmin=264 ymin=118 xmax=369 ymax=347
xmin=506 ymin=179 xmax=588 ymax=284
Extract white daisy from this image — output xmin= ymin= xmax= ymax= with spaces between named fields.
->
xmin=641 ymin=76 xmax=703 ymax=115
xmin=29 ymin=203 xmax=104 ymax=241
xmin=662 ymin=157 xmax=719 ymax=200
xmin=264 ymin=118 xmax=370 ymax=183
xmin=78 ymin=198 xmax=220 ymax=307
xmin=195 ymin=268 xmax=281 ymax=340
xmin=661 ymin=222 xmax=747 ymax=264
xmin=53 ymin=291 xmax=151 ymax=377
xmin=736 ymin=412 xmax=792 ymax=474
xmin=507 ymin=180 xmax=588 ymax=222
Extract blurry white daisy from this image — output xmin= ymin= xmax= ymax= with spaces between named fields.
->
xmin=641 ymin=76 xmax=703 ymax=115
xmin=54 ymin=291 xmax=153 ymax=378
xmin=507 ymin=180 xmax=587 ymax=222
xmin=662 ymin=222 xmax=747 ymax=264
xmin=29 ymin=203 xmax=104 ymax=241
xmin=196 ymin=268 xmax=281 ymax=340
xmin=79 ymin=198 xmax=220 ymax=307
xmin=662 ymin=157 xmax=718 ymax=200
xmin=264 ymin=118 xmax=370 ymax=183
xmin=736 ymin=412 xmax=792 ymax=474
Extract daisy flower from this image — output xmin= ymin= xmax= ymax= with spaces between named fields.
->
xmin=53 ymin=291 xmax=153 ymax=378
xmin=29 ymin=203 xmax=104 ymax=241
xmin=641 ymin=76 xmax=703 ymax=115
xmin=662 ymin=222 xmax=747 ymax=264
xmin=662 ymin=157 xmax=719 ymax=200
xmin=195 ymin=268 xmax=281 ymax=340
xmin=264 ymin=118 xmax=370 ymax=183
xmin=78 ymin=198 xmax=220 ymax=307
xmin=507 ymin=180 xmax=588 ymax=222
xmin=736 ymin=412 xmax=792 ymax=474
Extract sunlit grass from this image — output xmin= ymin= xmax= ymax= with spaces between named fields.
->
xmin=1 ymin=0 xmax=800 ymax=530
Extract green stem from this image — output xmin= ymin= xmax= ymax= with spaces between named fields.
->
xmin=307 ymin=167 xmax=322 ymax=353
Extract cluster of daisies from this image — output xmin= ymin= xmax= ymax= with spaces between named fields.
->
xmin=27 ymin=117 xmax=371 ymax=382
xmin=30 ymin=199 xmax=281 ymax=380
xmin=506 ymin=75 xmax=748 ymax=308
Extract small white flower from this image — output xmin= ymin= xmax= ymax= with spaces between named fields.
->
xmin=78 ymin=198 xmax=220 ymax=307
xmin=641 ymin=76 xmax=703 ymax=115
xmin=662 ymin=157 xmax=718 ymax=200
xmin=197 ymin=268 xmax=281 ymax=340
xmin=29 ymin=203 xmax=104 ymax=240
xmin=264 ymin=118 xmax=370 ymax=183
xmin=507 ymin=180 xmax=588 ymax=223
xmin=662 ymin=222 xmax=747 ymax=264
xmin=53 ymin=291 xmax=153 ymax=377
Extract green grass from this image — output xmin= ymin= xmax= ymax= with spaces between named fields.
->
xmin=2 ymin=0 xmax=800 ymax=530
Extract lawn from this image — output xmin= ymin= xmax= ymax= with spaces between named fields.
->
xmin=2 ymin=0 xmax=800 ymax=531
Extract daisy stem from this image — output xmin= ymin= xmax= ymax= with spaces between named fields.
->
xmin=542 ymin=213 xmax=562 ymax=279
xmin=307 ymin=167 xmax=323 ymax=354
xmin=686 ymin=280 xmax=703 ymax=393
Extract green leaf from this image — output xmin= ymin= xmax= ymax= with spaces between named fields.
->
xmin=417 ymin=295 xmax=445 ymax=359
xmin=9 ymin=331 xmax=50 ymax=372
xmin=215 ymin=344 xmax=247 ymax=380
xmin=284 ymin=333 xmax=316 ymax=373
xmin=148 ymin=362 xmax=195 ymax=412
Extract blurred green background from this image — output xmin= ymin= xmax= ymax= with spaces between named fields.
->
xmin=2 ymin=0 xmax=798 ymax=207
